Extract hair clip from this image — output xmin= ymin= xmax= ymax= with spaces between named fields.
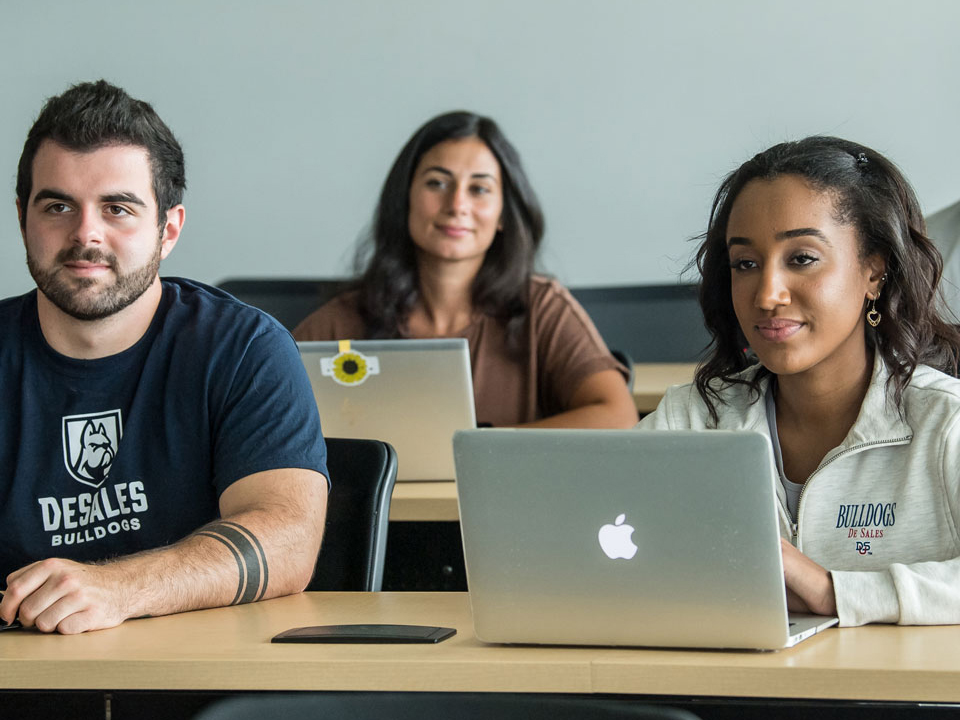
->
xmin=856 ymin=152 xmax=868 ymax=165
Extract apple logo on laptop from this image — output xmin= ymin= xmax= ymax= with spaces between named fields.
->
xmin=598 ymin=513 xmax=638 ymax=560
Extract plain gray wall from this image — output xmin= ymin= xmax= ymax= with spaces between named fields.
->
xmin=2 ymin=0 xmax=959 ymax=299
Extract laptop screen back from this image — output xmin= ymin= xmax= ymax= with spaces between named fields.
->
xmin=300 ymin=339 xmax=476 ymax=481
xmin=454 ymin=428 xmax=795 ymax=649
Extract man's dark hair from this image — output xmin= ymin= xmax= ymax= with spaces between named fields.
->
xmin=16 ymin=79 xmax=186 ymax=230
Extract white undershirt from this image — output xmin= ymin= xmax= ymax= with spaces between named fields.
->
xmin=765 ymin=382 xmax=804 ymax=522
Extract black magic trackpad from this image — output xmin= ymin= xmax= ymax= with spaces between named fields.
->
xmin=271 ymin=623 xmax=456 ymax=644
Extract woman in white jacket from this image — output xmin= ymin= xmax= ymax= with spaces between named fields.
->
xmin=639 ymin=136 xmax=960 ymax=626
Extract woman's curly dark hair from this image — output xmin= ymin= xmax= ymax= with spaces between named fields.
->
xmin=354 ymin=111 xmax=544 ymax=351
xmin=694 ymin=136 xmax=960 ymax=424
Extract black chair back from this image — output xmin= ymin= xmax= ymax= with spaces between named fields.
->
xmin=609 ymin=348 xmax=635 ymax=393
xmin=570 ymin=284 xmax=710 ymax=363
xmin=217 ymin=278 xmax=711 ymax=363
xmin=217 ymin=278 xmax=353 ymax=331
xmin=309 ymin=437 xmax=397 ymax=592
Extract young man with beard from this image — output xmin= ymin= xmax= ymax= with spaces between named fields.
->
xmin=0 ymin=81 xmax=328 ymax=634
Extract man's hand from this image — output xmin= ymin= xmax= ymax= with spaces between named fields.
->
xmin=1 ymin=559 xmax=131 ymax=634
xmin=781 ymin=537 xmax=837 ymax=616
xmin=0 ymin=468 xmax=326 ymax=635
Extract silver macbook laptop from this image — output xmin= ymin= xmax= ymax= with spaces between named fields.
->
xmin=453 ymin=429 xmax=838 ymax=650
xmin=299 ymin=339 xmax=476 ymax=481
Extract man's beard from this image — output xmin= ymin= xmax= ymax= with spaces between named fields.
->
xmin=26 ymin=240 xmax=162 ymax=321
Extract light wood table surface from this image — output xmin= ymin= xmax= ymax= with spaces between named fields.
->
xmin=632 ymin=362 xmax=697 ymax=413
xmin=389 ymin=481 xmax=459 ymax=521
xmin=1 ymin=592 xmax=959 ymax=704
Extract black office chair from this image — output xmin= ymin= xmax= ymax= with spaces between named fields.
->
xmin=610 ymin=348 xmax=635 ymax=393
xmin=217 ymin=278 xmax=353 ymax=332
xmin=570 ymin=284 xmax=710 ymax=363
xmin=308 ymin=437 xmax=397 ymax=592
xmin=194 ymin=692 xmax=702 ymax=720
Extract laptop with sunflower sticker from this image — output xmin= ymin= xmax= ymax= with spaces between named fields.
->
xmin=298 ymin=339 xmax=476 ymax=481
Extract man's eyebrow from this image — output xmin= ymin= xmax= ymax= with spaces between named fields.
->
xmin=31 ymin=189 xmax=148 ymax=208
xmin=101 ymin=192 xmax=147 ymax=207
xmin=727 ymin=228 xmax=831 ymax=247
xmin=31 ymin=189 xmax=75 ymax=206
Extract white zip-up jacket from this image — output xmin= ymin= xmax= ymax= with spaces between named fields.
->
xmin=637 ymin=355 xmax=960 ymax=626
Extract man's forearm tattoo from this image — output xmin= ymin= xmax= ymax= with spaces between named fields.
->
xmin=197 ymin=521 xmax=269 ymax=604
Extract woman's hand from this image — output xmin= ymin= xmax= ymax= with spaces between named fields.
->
xmin=780 ymin=537 xmax=837 ymax=616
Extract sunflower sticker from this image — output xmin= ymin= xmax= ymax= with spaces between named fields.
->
xmin=320 ymin=340 xmax=380 ymax=387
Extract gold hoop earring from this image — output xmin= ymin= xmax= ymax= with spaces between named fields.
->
xmin=866 ymin=296 xmax=881 ymax=327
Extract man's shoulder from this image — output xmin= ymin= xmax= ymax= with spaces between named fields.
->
xmin=149 ymin=279 xmax=304 ymax=396
xmin=154 ymin=278 xmax=297 ymax=375
xmin=0 ymin=291 xmax=36 ymax=337
xmin=0 ymin=290 xmax=36 ymax=317
xmin=160 ymin=277 xmax=287 ymax=338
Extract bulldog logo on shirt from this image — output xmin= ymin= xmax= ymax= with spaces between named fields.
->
xmin=62 ymin=410 xmax=123 ymax=488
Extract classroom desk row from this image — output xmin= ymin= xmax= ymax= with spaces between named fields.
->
xmin=630 ymin=362 xmax=697 ymax=415
xmin=2 ymin=592 xmax=958 ymax=709
xmin=389 ymin=362 xmax=697 ymax=522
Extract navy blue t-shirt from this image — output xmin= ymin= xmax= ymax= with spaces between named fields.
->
xmin=0 ymin=278 xmax=327 ymax=581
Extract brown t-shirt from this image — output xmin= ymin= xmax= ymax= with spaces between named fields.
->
xmin=293 ymin=276 xmax=626 ymax=427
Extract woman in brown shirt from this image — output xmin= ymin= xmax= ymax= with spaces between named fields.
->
xmin=294 ymin=111 xmax=636 ymax=428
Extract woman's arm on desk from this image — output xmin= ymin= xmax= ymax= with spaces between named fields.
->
xmin=516 ymin=369 xmax=638 ymax=428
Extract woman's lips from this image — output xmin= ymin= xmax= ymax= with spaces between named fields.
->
xmin=436 ymin=225 xmax=472 ymax=238
xmin=755 ymin=319 xmax=803 ymax=342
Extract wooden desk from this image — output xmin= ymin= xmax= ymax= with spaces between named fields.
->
xmin=2 ymin=592 xmax=959 ymax=704
xmin=632 ymin=362 xmax=697 ymax=413
xmin=389 ymin=481 xmax=458 ymax=521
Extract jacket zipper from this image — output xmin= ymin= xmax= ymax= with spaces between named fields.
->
xmin=790 ymin=435 xmax=912 ymax=546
